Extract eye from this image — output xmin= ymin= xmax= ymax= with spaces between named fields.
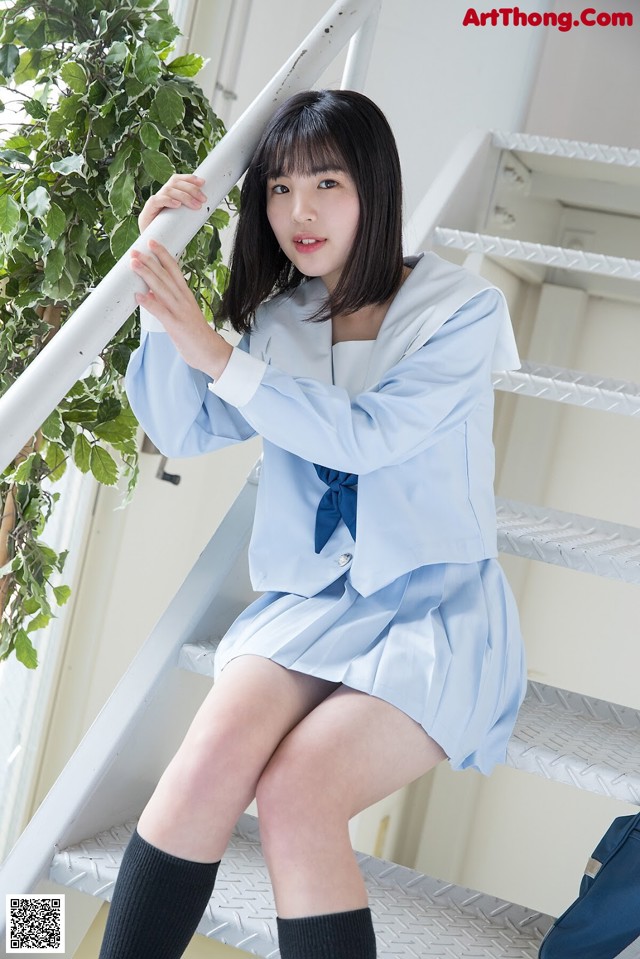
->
xmin=270 ymin=183 xmax=289 ymax=195
xmin=318 ymin=179 xmax=338 ymax=189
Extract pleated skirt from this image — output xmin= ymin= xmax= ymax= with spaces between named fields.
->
xmin=213 ymin=558 xmax=527 ymax=776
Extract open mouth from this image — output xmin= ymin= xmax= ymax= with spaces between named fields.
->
xmin=294 ymin=237 xmax=326 ymax=252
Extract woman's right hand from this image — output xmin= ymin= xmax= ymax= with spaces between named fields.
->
xmin=138 ymin=173 xmax=208 ymax=233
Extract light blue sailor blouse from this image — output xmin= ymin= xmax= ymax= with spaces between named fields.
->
xmin=125 ymin=251 xmax=520 ymax=597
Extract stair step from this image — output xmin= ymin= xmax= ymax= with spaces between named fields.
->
xmin=50 ymin=814 xmax=553 ymax=957
xmin=433 ymin=228 xmax=640 ymax=281
xmin=494 ymin=362 xmax=640 ymax=417
xmin=492 ymin=131 xmax=640 ymax=174
xmin=497 ymin=498 xmax=640 ymax=584
xmin=179 ymin=637 xmax=221 ymax=677
xmin=510 ymin=682 xmax=640 ymax=804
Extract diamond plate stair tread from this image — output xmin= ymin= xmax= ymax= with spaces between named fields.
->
xmin=433 ymin=228 xmax=640 ymax=280
xmin=492 ymin=131 xmax=640 ymax=166
xmin=510 ymin=682 xmax=640 ymax=804
xmin=497 ymin=498 xmax=640 ymax=584
xmin=493 ymin=362 xmax=640 ymax=417
xmin=50 ymin=814 xmax=553 ymax=957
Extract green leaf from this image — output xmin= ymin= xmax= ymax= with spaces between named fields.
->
xmin=41 ymin=408 xmax=64 ymax=441
xmin=166 ymin=54 xmax=204 ymax=78
xmin=139 ymin=121 xmax=162 ymax=150
xmin=93 ymin=411 xmax=133 ymax=443
xmin=44 ymin=442 xmax=67 ymax=482
xmin=45 ymin=203 xmax=66 ymax=242
xmin=26 ymin=186 xmax=51 ymax=220
xmin=110 ymin=343 xmax=133 ymax=376
xmin=0 ymin=148 xmax=31 ymax=166
xmin=108 ymin=143 xmax=135 ymax=179
xmin=0 ymin=193 xmax=20 ymax=234
xmin=105 ymin=41 xmax=128 ymax=65
xmin=0 ymin=44 xmax=19 ymax=78
xmin=53 ymin=584 xmax=71 ymax=606
xmin=108 ymin=171 xmax=136 ymax=219
xmin=47 ymin=107 xmax=67 ymax=139
xmin=15 ymin=630 xmax=38 ymax=669
xmin=90 ymin=445 xmax=118 ymax=485
xmin=134 ymin=42 xmax=161 ymax=86
xmin=14 ymin=17 xmax=46 ymax=51
xmin=60 ymin=61 xmax=88 ymax=94
xmin=96 ymin=396 xmax=122 ymax=424
xmin=69 ymin=221 xmax=90 ymax=263
xmin=14 ymin=49 xmax=51 ymax=84
xmin=73 ymin=433 xmax=92 ymax=473
xmin=73 ymin=192 xmax=98 ymax=225
xmin=110 ymin=215 xmax=139 ymax=260
xmin=150 ymin=86 xmax=184 ymax=130
xmin=26 ymin=610 xmax=52 ymax=634
xmin=12 ymin=452 xmax=40 ymax=483
xmin=44 ymin=246 xmax=65 ymax=284
xmin=24 ymin=98 xmax=48 ymax=120
xmin=50 ymin=154 xmax=85 ymax=176
xmin=141 ymin=149 xmax=173 ymax=183
xmin=211 ymin=208 xmax=230 ymax=230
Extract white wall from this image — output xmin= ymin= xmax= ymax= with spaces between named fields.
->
xmin=525 ymin=0 xmax=640 ymax=147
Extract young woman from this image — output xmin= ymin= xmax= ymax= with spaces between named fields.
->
xmin=99 ymin=90 xmax=528 ymax=959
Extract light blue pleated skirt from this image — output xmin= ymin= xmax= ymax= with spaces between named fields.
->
xmin=213 ymin=559 xmax=527 ymax=776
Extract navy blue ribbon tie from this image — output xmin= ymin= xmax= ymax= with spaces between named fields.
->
xmin=313 ymin=464 xmax=358 ymax=553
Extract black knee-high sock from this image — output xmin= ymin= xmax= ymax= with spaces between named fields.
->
xmin=98 ymin=829 xmax=220 ymax=959
xmin=276 ymin=907 xmax=377 ymax=958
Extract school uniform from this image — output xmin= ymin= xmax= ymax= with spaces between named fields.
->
xmin=125 ymin=251 xmax=528 ymax=776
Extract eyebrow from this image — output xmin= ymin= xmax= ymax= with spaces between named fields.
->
xmin=267 ymin=166 xmax=345 ymax=179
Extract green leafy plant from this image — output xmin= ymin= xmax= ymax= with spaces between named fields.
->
xmin=0 ymin=0 xmax=236 ymax=667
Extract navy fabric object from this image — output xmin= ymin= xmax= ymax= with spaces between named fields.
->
xmin=539 ymin=812 xmax=640 ymax=958
xmin=313 ymin=464 xmax=358 ymax=552
xmin=98 ymin=829 xmax=220 ymax=959
xmin=277 ymin=908 xmax=377 ymax=958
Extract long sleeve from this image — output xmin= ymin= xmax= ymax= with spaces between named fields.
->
xmin=208 ymin=289 xmax=503 ymax=475
xmin=125 ymin=316 xmax=257 ymax=457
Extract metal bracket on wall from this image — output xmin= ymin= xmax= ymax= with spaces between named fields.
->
xmin=141 ymin=433 xmax=181 ymax=485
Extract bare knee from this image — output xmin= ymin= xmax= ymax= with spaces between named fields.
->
xmin=256 ymin=739 xmax=349 ymax=856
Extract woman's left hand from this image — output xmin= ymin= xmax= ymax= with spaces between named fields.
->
xmin=130 ymin=239 xmax=232 ymax=380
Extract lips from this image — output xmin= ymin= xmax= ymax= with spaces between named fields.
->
xmin=293 ymin=235 xmax=326 ymax=253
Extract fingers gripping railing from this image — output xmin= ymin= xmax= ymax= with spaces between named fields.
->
xmin=0 ymin=0 xmax=381 ymax=474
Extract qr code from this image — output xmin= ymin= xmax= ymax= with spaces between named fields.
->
xmin=5 ymin=895 xmax=65 ymax=954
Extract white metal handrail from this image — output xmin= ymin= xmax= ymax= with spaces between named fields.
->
xmin=0 ymin=0 xmax=381 ymax=474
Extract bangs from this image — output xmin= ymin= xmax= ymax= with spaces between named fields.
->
xmin=259 ymin=109 xmax=349 ymax=180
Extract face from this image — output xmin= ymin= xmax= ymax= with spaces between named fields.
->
xmin=266 ymin=168 xmax=360 ymax=293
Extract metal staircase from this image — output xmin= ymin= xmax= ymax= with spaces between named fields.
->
xmin=2 ymin=48 xmax=640 ymax=959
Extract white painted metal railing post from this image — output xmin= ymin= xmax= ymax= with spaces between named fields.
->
xmin=340 ymin=1 xmax=381 ymax=91
xmin=0 ymin=0 xmax=380 ymax=475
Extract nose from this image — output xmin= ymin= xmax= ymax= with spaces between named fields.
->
xmin=291 ymin=191 xmax=316 ymax=223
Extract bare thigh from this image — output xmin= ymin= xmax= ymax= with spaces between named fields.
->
xmin=256 ymin=685 xmax=447 ymax=916
xmin=137 ymin=654 xmax=339 ymax=861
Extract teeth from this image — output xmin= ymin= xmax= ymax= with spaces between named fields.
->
xmin=298 ymin=238 xmax=318 ymax=244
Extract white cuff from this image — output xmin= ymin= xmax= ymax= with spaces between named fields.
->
xmin=139 ymin=307 xmax=167 ymax=333
xmin=207 ymin=346 xmax=267 ymax=407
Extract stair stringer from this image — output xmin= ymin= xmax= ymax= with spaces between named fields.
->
xmin=0 ymin=464 xmax=260 ymax=931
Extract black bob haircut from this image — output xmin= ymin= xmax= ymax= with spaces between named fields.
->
xmin=219 ymin=89 xmax=404 ymax=334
